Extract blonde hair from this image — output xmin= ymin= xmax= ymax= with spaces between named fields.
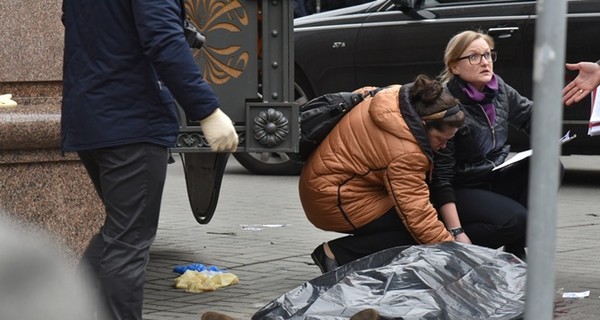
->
xmin=438 ymin=30 xmax=495 ymax=83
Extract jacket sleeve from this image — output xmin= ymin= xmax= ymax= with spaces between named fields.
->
xmin=503 ymin=80 xmax=533 ymax=135
xmin=131 ymin=0 xmax=219 ymax=121
xmin=430 ymin=139 xmax=457 ymax=210
xmin=386 ymin=153 xmax=453 ymax=244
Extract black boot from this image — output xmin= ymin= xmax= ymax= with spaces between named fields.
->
xmin=311 ymin=243 xmax=339 ymax=274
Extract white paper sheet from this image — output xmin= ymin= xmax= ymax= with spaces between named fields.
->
xmin=562 ymin=290 xmax=590 ymax=299
xmin=492 ymin=150 xmax=533 ymax=171
xmin=588 ymin=86 xmax=600 ymax=136
xmin=492 ymin=131 xmax=576 ymax=171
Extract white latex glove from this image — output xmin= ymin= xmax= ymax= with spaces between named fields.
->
xmin=0 ymin=94 xmax=17 ymax=107
xmin=199 ymin=108 xmax=239 ymax=152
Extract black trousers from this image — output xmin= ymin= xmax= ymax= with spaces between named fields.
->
xmin=326 ymin=160 xmax=532 ymax=266
xmin=78 ymin=143 xmax=168 ymax=320
xmin=456 ymin=158 xmax=563 ymax=256
xmin=328 ymin=158 xmax=562 ymax=266
xmin=327 ymin=208 xmax=418 ymax=266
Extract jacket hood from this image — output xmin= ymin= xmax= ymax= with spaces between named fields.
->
xmin=369 ymin=84 xmax=433 ymax=163
xmin=398 ymin=84 xmax=434 ymax=162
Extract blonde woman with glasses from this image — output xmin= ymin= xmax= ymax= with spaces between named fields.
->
xmin=430 ymin=30 xmax=563 ymax=261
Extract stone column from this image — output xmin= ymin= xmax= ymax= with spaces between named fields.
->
xmin=0 ymin=104 xmax=104 ymax=261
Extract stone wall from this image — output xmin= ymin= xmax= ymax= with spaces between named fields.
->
xmin=0 ymin=0 xmax=63 ymax=83
xmin=0 ymin=0 xmax=63 ymax=105
xmin=0 ymin=0 xmax=103 ymax=261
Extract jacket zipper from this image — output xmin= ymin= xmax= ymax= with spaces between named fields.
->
xmin=479 ymin=104 xmax=497 ymax=168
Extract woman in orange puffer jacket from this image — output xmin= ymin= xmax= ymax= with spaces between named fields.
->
xmin=299 ymin=74 xmax=467 ymax=273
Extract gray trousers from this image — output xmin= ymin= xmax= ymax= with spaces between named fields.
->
xmin=78 ymin=143 xmax=168 ymax=320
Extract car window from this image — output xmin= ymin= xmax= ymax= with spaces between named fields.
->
xmin=420 ymin=0 xmax=533 ymax=8
xmin=382 ymin=0 xmax=535 ymax=12
xmin=432 ymin=0 xmax=497 ymax=4
xmin=299 ymin=0 xmax=381 ymax=15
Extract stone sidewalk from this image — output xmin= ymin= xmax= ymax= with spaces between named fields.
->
xmin=143 ymin=155 xmax=600 ymax=320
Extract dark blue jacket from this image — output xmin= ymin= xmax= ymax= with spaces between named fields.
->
xmin=61 ymin=0 xmax=219 ymax=150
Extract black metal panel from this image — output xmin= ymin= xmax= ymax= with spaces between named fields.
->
xmin=175 ymin=1 xmax=298 ymax=224
xmin=261 ymin=1 xmax=295 ymax=104
xmin=184 ymin=0 xmax=259 ymax=122
xmin=177 ymin=0 xmax=298 ymax=153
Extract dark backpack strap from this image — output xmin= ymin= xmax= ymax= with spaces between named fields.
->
xmin=363 ymin=87 xmax=382 ymax=99
xmin=348 ymin=87 xmax=381 ymax=107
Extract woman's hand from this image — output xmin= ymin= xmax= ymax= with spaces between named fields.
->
xmin=454 ymin=232 xmax=472 ymax=244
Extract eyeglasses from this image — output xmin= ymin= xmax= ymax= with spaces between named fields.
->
xmin=457 ymin=51 xmax=497 ymax=65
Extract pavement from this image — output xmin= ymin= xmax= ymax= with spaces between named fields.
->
xmin=142 ymin=155 xmax=600 ymax=320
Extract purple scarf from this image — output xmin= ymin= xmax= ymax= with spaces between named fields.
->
xmin=462 ymin=75 xmax=499 ymax=125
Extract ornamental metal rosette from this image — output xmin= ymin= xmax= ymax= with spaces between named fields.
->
xmin=253 ymin=108 xmax=289 ymax=147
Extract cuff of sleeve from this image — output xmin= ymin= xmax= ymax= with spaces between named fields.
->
xmin=431 ymin=187 xmax=456 ymax=210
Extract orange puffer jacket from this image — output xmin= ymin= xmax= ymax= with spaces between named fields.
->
xmin=298 ymin=84 xmax=453 ymax=244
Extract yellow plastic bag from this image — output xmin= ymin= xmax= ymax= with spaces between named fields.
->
xmin=174 ymin=270 xmax=239 ymax=293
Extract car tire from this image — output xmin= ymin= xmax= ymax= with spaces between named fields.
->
xmin=232 ymin=152 xmax=302 ymax=175
xmin=233 ymin=80 xmax=311 ymax=175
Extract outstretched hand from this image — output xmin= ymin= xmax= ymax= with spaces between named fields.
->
xmin=562 ymin=62 xmax=600 ymax=106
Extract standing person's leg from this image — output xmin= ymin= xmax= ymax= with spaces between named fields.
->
xmin=325 ymin=208 xmax=418 ymax=266
xmin=77 ymin=151 xmax=106 ymax=278
xmin=454 ymin=188 xmax=527 ymax=257
xmin=78 ymin=143 xmax=169 ymax=320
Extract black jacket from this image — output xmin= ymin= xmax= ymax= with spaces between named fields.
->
xmin=430 ymin=75 xmax=533 ymax=208
xmin=61 ymin=0 xmax=219 ymax=151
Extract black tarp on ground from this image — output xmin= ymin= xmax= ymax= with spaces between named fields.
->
xmin=253 ymin=242 xmax=526 ymax=320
